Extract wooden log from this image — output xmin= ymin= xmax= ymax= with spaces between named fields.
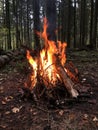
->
xmin=0 ymin=49 xmax=26 ymax=68
xmin=64 ymin=61 xmax=79 ymax=83
xmin=0 ymin=56 xmax=5 ymax=67
xmin=1 ymin=55 xmax=10 ymax=62
xmin=54 ymin=54 xmax=79 ymax=98
xmin=0 ymin=55 xmax=10 ymax=67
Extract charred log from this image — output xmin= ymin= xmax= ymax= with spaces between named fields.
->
xmin=53 ymin=54 xmax=79 ymax=98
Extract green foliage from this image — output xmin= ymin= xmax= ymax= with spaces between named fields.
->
xmin=0 ymin=27 xmax=16 ymax=50
xmin=0 ymin=0 xmax=97 ymax=50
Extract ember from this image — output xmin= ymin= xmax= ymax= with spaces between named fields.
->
xmin=25 ymin=18 xmax=79 ymax=99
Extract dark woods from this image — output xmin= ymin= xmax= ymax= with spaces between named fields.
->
xmin=0 ymin=0 xmax=98 ymax=50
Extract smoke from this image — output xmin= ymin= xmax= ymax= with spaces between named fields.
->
xmin=46 ymin=0 xmax=57 ymax=41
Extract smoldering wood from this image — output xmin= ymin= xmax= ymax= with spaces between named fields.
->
xmin=64 ymin=61 xmax=79 ymax=83
xmin=20 ymin=83 xmax=91 ymax=109
xmin=53 ymin=54 xmax=79 ymax=98
xmin=25 ymin=54 xmax=79 ymax=99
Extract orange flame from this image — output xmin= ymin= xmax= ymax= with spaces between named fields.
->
xmin=26 ymin=17 xmax=67 ymax=88
xmin=26 ymin=50 xmax=37 ymax=88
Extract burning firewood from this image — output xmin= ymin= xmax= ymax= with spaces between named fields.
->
xmin=24 ymin=17 xmax=79 ymax=100
xmin=54 ymin=54 xmax=79 ymax=98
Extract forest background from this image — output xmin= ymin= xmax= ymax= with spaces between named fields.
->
xmin=0 ymin=0 xmax=98 ymax=50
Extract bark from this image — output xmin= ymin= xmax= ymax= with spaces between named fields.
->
xmin=5 ymin=0 xmax=11 ymax=49
xmin=13 ymin=0 xmax=20 ymax=48
xmin=0 ymin=52 xmax=12 ymax=67
xmin=65 ymin=61 xmax=79 ymax=83
xmin=67 ymin=0 xmax=72 ymax=48
xmin=20 ymin=0 xmax=23 ymax=44
xmin=94 ymin=0 xmax=98 ymax=48
xmin=90 ymin=0 xmax=94 ymax=48
xmin=33 ymin=0 xmax=41 ymax=50
xmin=27 ymin=0 xmax=30 ymax=46
xmin=80 ymin=0 xmax=86 ymax=48
xmin=74 ymin=0 xmax=77 ymax=48
xmin=54 ymin=54 xmax=79 ymax=98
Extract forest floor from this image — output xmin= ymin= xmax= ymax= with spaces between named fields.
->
xmin=0 ymin=50 xmax=98 ymax=130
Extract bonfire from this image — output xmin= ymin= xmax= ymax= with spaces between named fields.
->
xmin=24 ymin=18 xmax=79 ymax=101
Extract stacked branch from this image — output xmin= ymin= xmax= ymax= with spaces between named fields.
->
xmin=54 ymin=54 xmax=79 ymax=98
xmin=26 ymin=52 xmax=79 ymax=98
xmin=25 ymin=18 xmax=79 ymax=99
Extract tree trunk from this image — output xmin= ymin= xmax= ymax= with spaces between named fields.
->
xmin=74 ymin=0 xmax=76 ymax=48
xmin=57 ymin=1 xmax=61 ymax=41
xmin=13 ymin=0 xmax=21 ymax=49
xmin=27 ymin=0 xmax=30 ymax=46
xmin=93 ymin=0 xmax=98 ymax=49
xmin=80 ymin=0 xmax=86 ymax=48
xmin=90 ymin=0 xmax=94 ymax=48
xmin=33 ymin=0 xmax=41 ymax=50
xmin=5 ymin=0 xmax=11 ymax=49
xmin=60 ymin=1 xmax=67 ymax=43
xmin=20 ymin=0 xmax=23 ymax=44
xmin=67 ymin=0 xmax=71 ymax=48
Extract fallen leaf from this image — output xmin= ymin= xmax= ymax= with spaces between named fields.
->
xmin=33 ymin=112 xmax=37 ymax=115
xmin=0 ymin=86 xmax=3 ymax=90
xmin=69 ymin=113 xmax=75 ymax=120
xmin=12 ymin=107 xmax=20 ymax=113
xmin=93 ymin=116 xmax=98 ymax=122
xmin=83 ymin=114 xmax=88 ymax=120
xmin=5 ymin=111 xmax=10 ymax=115
xmin=0 ymin=78 xmax=4 ymax=81
xmin=2 ymin=101 xmax=6 ymax=105
xmin=0 ymin=125 xmax=7 ymax=128
xmin=59 ymin=110 xmax=64 ymax=116
xmin=5 ymin=96 xmax=13 ymax=102
xmin=88 ymin=99 xmax=97 ymax=104
xmin=82 ymin=78 xmax=86 ymax=81
xmin=0 ymin=86 xmax=4 ymax=93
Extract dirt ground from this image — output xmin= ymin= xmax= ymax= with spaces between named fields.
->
xmin=0 ymin=50 xmax=98 ymax=130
